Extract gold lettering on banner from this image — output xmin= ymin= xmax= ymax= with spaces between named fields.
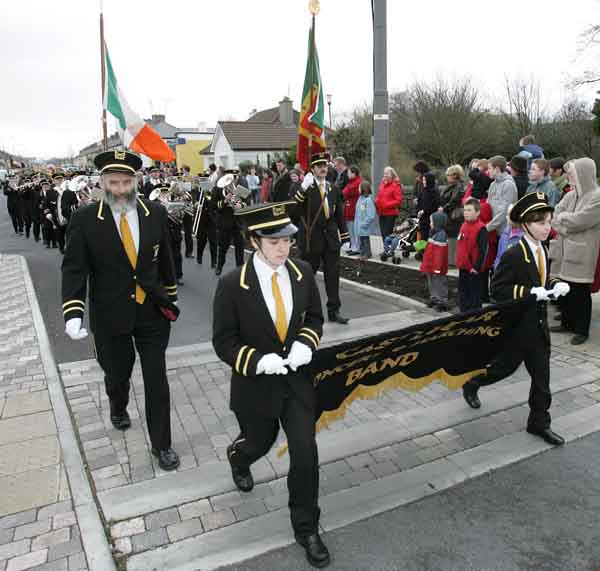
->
xmin=345 ymin=352 xmax=419 ymax=386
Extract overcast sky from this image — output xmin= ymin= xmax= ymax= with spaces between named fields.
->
xmin=1 ymin=0 xmax=598 ymax=159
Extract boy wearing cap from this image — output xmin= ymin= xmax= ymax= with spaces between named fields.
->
xmin=294 ymin=152 xmax=351 ymax=324
xmin=212 ymin=201 xmax=330 ymax=568
xmin=462 ymin=192 xmax=571 ymax=446
xmin=61 ymin=150 xmax=181 ymax=471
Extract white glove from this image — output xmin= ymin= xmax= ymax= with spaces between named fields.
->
xmin=283 ymin=341 xmax=313 ymax=372
xmin=301 ymin=172 xmax=314 ymax=190
xmin=530 ymin=287 xmax=552 ymax=302
xmin=256 ymin=353 xmax=288 ymax=375
xmin=45 ymin=213 xmax=53 ymax=221
xmin=551 ymin=282 xmax=570 ymax=298
xmin=65 ymin=318 xmax=88 ymax=340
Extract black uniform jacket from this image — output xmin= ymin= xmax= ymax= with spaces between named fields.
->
xmin=293 ymin=180 xmax=349 ymax=254
xmin=491 ymin=237 xmax=558 ymax=343
xmin=212 ymin=254 xmax=324 ymax=418
xmin=61 ymin=197 xmax=178 ymax=336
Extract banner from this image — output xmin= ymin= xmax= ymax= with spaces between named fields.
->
xmin=311 ymin=298 xmax=533 ymax=432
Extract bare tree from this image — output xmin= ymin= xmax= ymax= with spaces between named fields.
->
xmin=395 ymin=78 xmax=493 ymax=166
xmin=500 ymin=77 xmax=546 ymax=140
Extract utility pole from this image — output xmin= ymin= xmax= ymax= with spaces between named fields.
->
xmin=372 ymin=0 xmax=389 ymax=194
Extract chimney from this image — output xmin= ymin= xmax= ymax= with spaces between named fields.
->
xmin=151 ymin=114 xmax=166 ymax=123
xmin=279 ymin=97 xmax=294 ymax=126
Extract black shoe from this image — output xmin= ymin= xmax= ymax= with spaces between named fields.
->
xmin=346 ymin=250 xmax=360 ymax=256
xmin=226 ymin=445 xmax=254 ymax=492
xmin=151 ymin=448 xmax=180 ymax=470
xmin=550 ymin=325 xmax=571 ymax=334
xmin=526 ymin=426 xmax=565 ymax=446
xmin=46 ymin=244 xmax=51 ymax=249
xmin=176 ymin=278 xmax=184 ymax=286
xmin=571 ymin=334 xmax=589 ymax=346
xmin=110 ymin=410 xmax=131 ymax=431
xmin=185 ymin=253 xmax=193 ymax=258
xmin=328 ymin=311 xmax=349 ymax=324
xmin=211 ymin=262 xmax=216 ymax=269
xmin=215 ymin=267 xmax=222 ymax=276
xmin=553 ymin=314 xmax=562 ymax=322
xmin=196 ymin=259 xmax=202 ymax=265
xmin=426 ymin=299 xmax=437 ymax=308
xmin=295 ymin=533 xmax=330 ymax=568
xmin=435 ymin=304 xmax=449 ymax=312
xmin=462 ymin=381 xmax=481 ymax=409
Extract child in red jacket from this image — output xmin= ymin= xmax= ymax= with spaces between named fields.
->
xmin=456 ymin=198 xmax=488 ymax=312
xmin=420 ymin=211 xmax=449 ymax=311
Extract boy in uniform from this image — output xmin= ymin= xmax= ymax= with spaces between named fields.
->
xmin=212 ymin=201 xmax=330 ymax=568
xmin=462 ymin=192 xmax=570 ymax=445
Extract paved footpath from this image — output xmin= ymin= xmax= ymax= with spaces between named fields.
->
xmin=3 ymin=252 xmax=600 ymax=570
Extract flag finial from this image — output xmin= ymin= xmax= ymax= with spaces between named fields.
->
xmin=308 ymin=0 xmax=320 ymax=15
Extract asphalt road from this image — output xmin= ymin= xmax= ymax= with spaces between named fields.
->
xmin=0 ymin=194 xmax=393 ymax=364
xmin=224 ymin=431 xmax=600 ymax=571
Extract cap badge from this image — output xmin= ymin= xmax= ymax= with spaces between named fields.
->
xmin=114 ymin=150 xmax=126 ymax=160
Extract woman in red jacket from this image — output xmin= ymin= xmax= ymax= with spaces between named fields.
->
xmin=342 ymin=165 xmax=362 ymax=254
xmin=375 ymin=166 xmax=403 ymax=241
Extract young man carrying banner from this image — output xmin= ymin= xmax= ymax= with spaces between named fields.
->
xmin=212 ymin=202 xmax=330 ymax=568
xmin=462 ymin=192 xmax=570 ymax=445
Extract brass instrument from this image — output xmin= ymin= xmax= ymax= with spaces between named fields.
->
xmin=149 ymin=183 xmax=187 ymax=226
xmin=217 ymin=173 xmax=251 ymax=210
xmin=192 ymin=178 xmax=213 ymax=237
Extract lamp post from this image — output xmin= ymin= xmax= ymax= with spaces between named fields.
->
xmin=372 ymin=0 xmax=389 ymax=194
xmin=326 ymin=93 xmax=332 ymax=128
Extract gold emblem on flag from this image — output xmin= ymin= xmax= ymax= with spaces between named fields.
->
xmin=114 ymin=150 xmax=126 ymax=160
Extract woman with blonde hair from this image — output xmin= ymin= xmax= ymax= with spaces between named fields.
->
xmin=439 ymin=164 xmax=465 ymax=265
xmin=375 ymin=166 xmax=403 ymax=242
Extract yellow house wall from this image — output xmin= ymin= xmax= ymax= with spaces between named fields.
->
xmin=176 ymin=140 xmax=212 ymax=174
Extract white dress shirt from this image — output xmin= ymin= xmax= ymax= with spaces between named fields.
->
xmin=523 ymin=233 xmax=545 ymax=280
xmin=253 ymin=253 xmax=293 ymax=326
xmin=111 ymin=206 xmax=140 ymax=254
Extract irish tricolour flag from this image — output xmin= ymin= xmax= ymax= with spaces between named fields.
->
xmin=103 ymin=43 xmax=175 ymax=162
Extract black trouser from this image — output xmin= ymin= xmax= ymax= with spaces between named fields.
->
xmin=183 ymin=213 xmax=194 ymax=257
xmin=93 ymin=301 xmax=172 ymax=450
xmin=217 ymin=225 xmax=244 ymax=269
xmin=32 ymin=218 xmax=41 ymax=241
xmin=303 ymin=246 xmax=341 ymax=313
xmin=480 ymin=269 xmax=491 ymax=302
xmin=231 ymin=396 xmax=320 ymax=536
xmin=561 ymin=281 xmax=592 ymax=337
xmin=468 ymin=329 xmax=551 ymax=430
xmin=171 ymin=236 xmax=183 ymax=279
xmin=379 ymin=215 xmax=396 ymax=242
xmin=54 ymin=226 xmax=66 ymax=252
xmin=196 ymin=220 xmax=217 ymax=265
xmin=42 ymin=224 xmax=55 ymax=247
xmin=21 ymin=205 xmax=32 ymax=237
xmin=458 ymin=270 xmax=482 ymax=312
xmin=8 ymin=205 xmax=22 ymax=233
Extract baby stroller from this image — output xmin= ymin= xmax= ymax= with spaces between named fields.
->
xmin=380 ymin=217 xmax=420 ymax=264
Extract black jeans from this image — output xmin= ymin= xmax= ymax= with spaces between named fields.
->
xmin=231 ymin=396 xmax=320 ymax=536
xmin=561 ymin=281 xmax=592 ymax=337
xmin=458 ymin=270 xmax=482 ymax=312
xmin=93 ymin=301 xmax=172 ymax=450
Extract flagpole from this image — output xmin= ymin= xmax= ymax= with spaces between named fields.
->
xmin=100 ymin=3 xmax=108 ymax=151
xmin=308 ymin=13 xmax=315 ymax=164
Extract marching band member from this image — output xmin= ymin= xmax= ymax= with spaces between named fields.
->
xmin=212 ymin=169 xmax=249 ymax=276
xmin=294 ymin=152 xmax=351 ymax=324
xmin=194 ymin=183 xmax=218 ymax=267
xmin=212 ymin=201 xmax=330 ymax=568
xmin=4 ymin=174 xmax=23 ymax=235
xmin=19 ymin=176 xmax=34 ymax=239
xmin=61 ymin=150 xmax=180 ymax=471
xmin=142 ymin=165 xmax=163 ymax=199
xmin=180 ymin=165 xmax=195 ymax=258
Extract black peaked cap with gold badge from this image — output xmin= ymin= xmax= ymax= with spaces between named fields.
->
xmin=310 ymin=152 xmax=330 ymax=166
xmin=235 ymin=201 xmax=298 ymax=237
xmin=510 ymin=192 xmax=554 ymax=223
xmin=94 ymin=150 xmax=143 ymax=175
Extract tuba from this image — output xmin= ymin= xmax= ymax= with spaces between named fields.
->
xmin=217 ymin=174 xmax=251 ymax=210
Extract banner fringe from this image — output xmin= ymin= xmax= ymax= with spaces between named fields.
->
xmin=275 ymin=367 xmax=486 ymax=458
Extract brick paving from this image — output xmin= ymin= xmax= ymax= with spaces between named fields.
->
xmin=0 ymin=253 xmax=89 ymax=571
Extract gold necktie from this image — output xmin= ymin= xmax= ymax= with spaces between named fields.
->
xmin=536 ymin=246 xmax=545 ymax=286
xmin=271 ymin=272 xmax=287 ymax=342
xmin=319 ymin=182 xmax=330 ymax=219
xmin=120 ymin=213 xmax=146 ymax=304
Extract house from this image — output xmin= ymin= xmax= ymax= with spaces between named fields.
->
xmin=207 ymin=97 xmax=333 ymax=168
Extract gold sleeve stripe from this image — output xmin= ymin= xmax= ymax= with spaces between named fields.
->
xmin=62 ymin=300 xmax=85 ymax=309
xmin=63 ymin=307 xmax=84 ymax=315
xmin=235 ymin=346 xmax=248 ymax=374
xmin=299 ymin=332 xmax=318 ymax=349
xmin=300 ymin=327 xmax=320 ymax=345
xmin=165 ymin=285 xmax=178 ymax=290
xmin=520 ymin=286 xmax=525 ymax=298
xmin=513 ymin=285 xmax=518 ymax=300
xmin=243 ymin=348 xmax=256 ymax=376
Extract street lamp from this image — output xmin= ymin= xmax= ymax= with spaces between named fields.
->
xmin=326 ymin=93 xmax=332 ymax=128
